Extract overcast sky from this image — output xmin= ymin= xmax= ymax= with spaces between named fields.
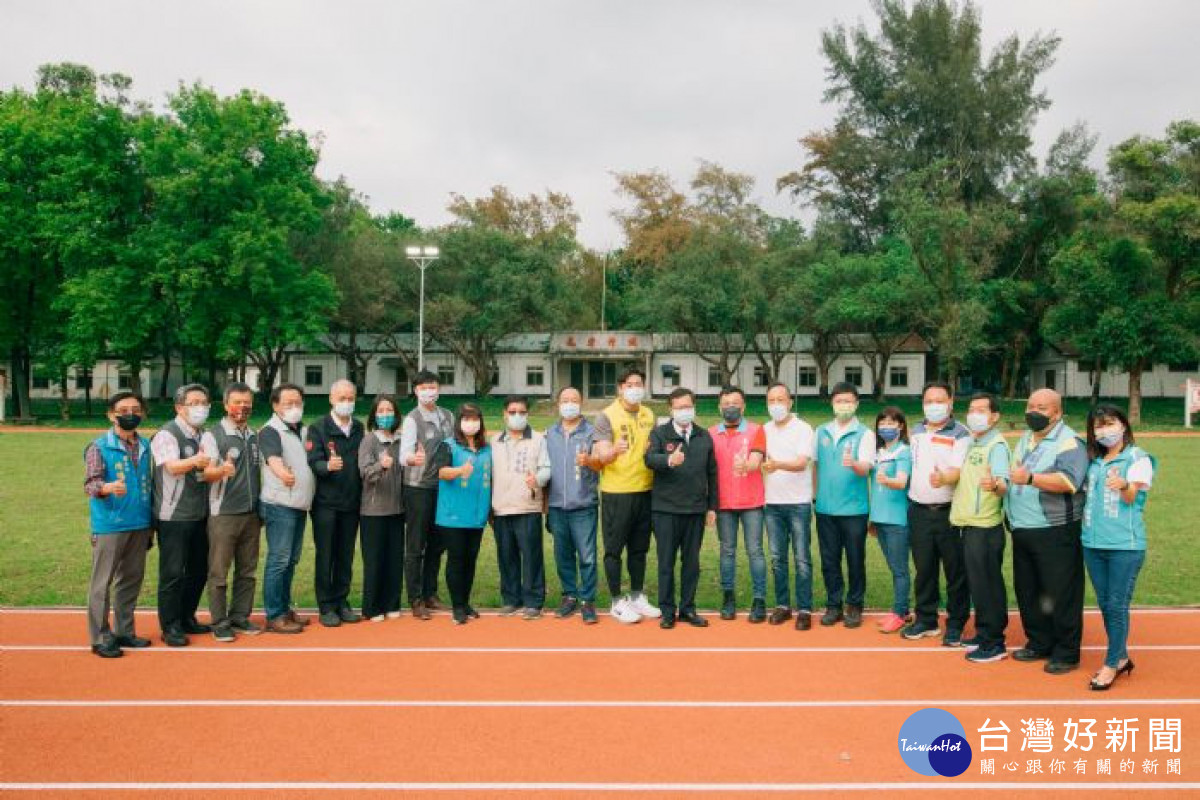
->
xmin=3 ymin=1 xmax=1197 ymax=247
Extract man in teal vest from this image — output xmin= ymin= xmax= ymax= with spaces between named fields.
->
xmin=83 ymin=391 xmax=154 ymax=658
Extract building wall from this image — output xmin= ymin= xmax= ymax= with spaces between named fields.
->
xmin=1030 ymin=352 xmax=1200 ymax=399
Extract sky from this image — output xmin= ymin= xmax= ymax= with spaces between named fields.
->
xmin=3 ymin=0 xmax=1197 ymax=248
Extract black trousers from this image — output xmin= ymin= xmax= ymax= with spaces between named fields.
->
xmin=310 ymin=505 xmax=360 ymax=614
xmin=601 ymin=491 xmax=653 ymax=597
xmin=814 ymin=513 xmax=868 ymax=609
xmin=1012 ymin=521 xmax=1084 ymax=663
xmin=403 ymin=486 xmax=444 ymax=602
xmin=960 ymin=524 xmax=1008 ymax=649
xmin=156 ymin=518 xmax=209 ymax=630
xmin=908 ymin=503 xmax=970 ymax=631
xmin=360 ymin=513 xmax=405 ymax=618
xmin=441 ymin=526 xmax=484 ymax=609
xmin=653 ymin=511 xmax=705 ymax=617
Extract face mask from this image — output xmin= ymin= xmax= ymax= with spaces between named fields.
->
xmin=877 ymin=426 xmax=900 ymax=442
xmin=1026 ymin=411 xmax=1052 ymax=433
xmin=506 ymin=413 xmax=528 ymax=432
xmin=720 ymin=406 xmax=742 ymax=424
xmin=376 ymin=414 xmax=396 ymax=430
xmin=417 ymin=388 xmax=439 ymax=406
xmin=461 ymin=419 xmax=481 ymax=436
xmin=966 ymin=412 xmax=992 ymax=434
xmin=924 ymin=403 xmax=950 ymax=424
xmin=1096 ymin=425 xmax=1124 ymax=448
xmin=333 ymin=401 xmax=355 ymax=419
xmin=559 ymin=402 xmax=581 ymax=420
xmin=281 ymin=406 xmax=304 ymax=425
xmin=833 ymin=401 xmax=857 ymax=422
xmin=186 ymin=405 xmax=210 ymax=427
xmin=622 ymin=386 xmax=645 ymax=405
xmin=115 ymin=413 xmax=142 ymax=432
xmin=672 ymin=407 xmax=695 ymax=426
xmin=767 ymin=403 xmax=790 ymax=422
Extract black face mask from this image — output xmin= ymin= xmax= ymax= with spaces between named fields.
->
xmin=1025 ymin=411 xmax=1052 ymax=433
xmin=115 ymin=413 xmax=142 ymax=432
xmin=721 ymin=407 xmax=742 ymax=424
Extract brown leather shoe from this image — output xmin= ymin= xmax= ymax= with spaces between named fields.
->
xmin=266 ymin=617 xmax=304 ymax=634
xmin=795 ymin=610 xmax=812 ymax=631
xmin=768 ymin=606 xmax=793 ymax=626
xmin=286 ymin=609 xmax=310 ymax=627
xmin=411 ymin=600 xmax=432 ymax=621
xmin=424 ymin=595 xmax=447 ymax=611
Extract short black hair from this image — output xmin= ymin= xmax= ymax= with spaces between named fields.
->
xmin=367 ymin=393 xmax=400 ymax=432
xmin=270 ymin=382 xmax=304 ymax=405
xmin=412 ymin=370 xmax=439 ymax=390
xmin=618 ymin=366 xmax=646 ymax=385
xmin=223 ymin=382 xmax=254 ymax=402
xmin=1086 ymin=403 xmax=1136 ymax=459
xmin=875 ymin=406 xmax=910 ymax=449
xmin=719 ymin=385 xmax=746 ymax=402
xmin=503 ymin=394 xmax=529 ymax=412
xmin=108 ymin=391 xmax=145 ymax=412
xmin=173 ymin=383 xmax=209 ymax=406
xmin=453 ymin=402 xmax=488 ymax=447
xmin=766 ymin=381 xmax=791 ymax=396
xmin=667 ymin=387 xmax=695 ymax=405
xmin=829 ymin=381 xmax=859 ymax=400
xmin=922 ymin=380 xmax=954 ymax=400
xmin=969 ymin=392 xmax=1001 ymax=415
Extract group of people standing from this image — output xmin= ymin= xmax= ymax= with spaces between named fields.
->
xmin=83 ymin=369 xmax=1155 ymax=691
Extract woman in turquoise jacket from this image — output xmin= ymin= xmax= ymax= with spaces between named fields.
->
xmin=1081 ymin=404 xmax=1156 ymax=691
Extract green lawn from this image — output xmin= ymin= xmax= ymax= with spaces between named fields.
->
xmin=1 ymin=422 xmax=1195 ymax=610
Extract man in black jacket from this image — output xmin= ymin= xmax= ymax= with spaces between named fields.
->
xmin=645 ymin=387 xmax=718 ymax=629
xmin=306 ymin=379 xmax=365 ymax=627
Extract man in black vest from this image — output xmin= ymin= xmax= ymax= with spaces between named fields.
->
xmin=306 ymin=379 xmax=365 ymax=627
xmin=151 ymin=383 xmax=214 ymax=646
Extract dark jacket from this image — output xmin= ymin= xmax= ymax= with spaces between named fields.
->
xmin=645 ymin=421 xmax=718 ymax=515
xmin=306 ymin=413 xmax=365 ymax=512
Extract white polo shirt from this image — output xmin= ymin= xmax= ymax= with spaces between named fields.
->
xmin=763 ymin=416 xmax=816 ymax=505
xmin=907 ymin=418 xmax=971 ymax=505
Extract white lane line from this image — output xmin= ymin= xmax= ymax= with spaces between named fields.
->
xmin=0 ymin=782 xmax=1197 ymax=792
xmin=3 ymin=644 xmax=1198 ymax=654
xmin=4 ymin=698 xmax=1199 ymax=708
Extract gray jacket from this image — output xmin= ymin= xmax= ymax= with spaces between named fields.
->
xmin=359 ymin=430 xmax=405 ymax=517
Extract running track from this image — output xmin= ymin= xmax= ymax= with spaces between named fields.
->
xmin=1 ymin=607 xmax=1198 ymax=797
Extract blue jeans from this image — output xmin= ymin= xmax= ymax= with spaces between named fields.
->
xmin=764 ymin=504 xmax=813 ymax=610
xmin=493 ymin=513 xmax=546 ymax=609
xmin=261 ymin=502 xmax=307 ymax=621
xmin=717 ymin=508 xmax=767 ymax=599
xmin=1084 ymin=547 xmax=1145 ymax=668
xmin=873 ymin=523 xmax=911 ymax=616
xmin=547 ymin=506 xmax=599 ymax=602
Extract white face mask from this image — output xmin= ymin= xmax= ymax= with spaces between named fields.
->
xmin=966 ymin=412 xmax=991 ymax=434
xmin=924 ymin=403 xmax=950 ymax=424
xmin=186 ymin=405 xmax=210 ymax=426
xmin=333 ymin=401 xmax=355 ymax=419
xmin=768 ymin=403 xmax=790 ymax=422
xmin=281 ymin=406 xmax=304 ymax=425
xmin=622 ymin=386 xmax=645 ymax=405
xmin=672 ymin=407 xmax=695 ymax=427
xmin=417 ymin=388 xmax=439 ymax=406
xmin=506 ymin=413 xmax=528 ymax=432
xmin=461 ymin=419 xmax=481 ymax=436
xmin=559 ymin=402 xmax=581 ymax=420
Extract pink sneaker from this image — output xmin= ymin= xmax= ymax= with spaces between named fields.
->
xmin=877 ymin=612 xmax=906 ymax=634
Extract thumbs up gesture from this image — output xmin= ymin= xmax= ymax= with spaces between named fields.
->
xmin=524 ymin=471 xmax=538 ymax=490
xmin=327 ymin=441 xmax=344 ymax=472
xmin=979 ymin=465 xmax=998 ymax=493
xmin=841 ymin=444 xmax=854 ymax=468
xmin=876 ymin=468 xmax=889 ymax=488
xmin=1104 ymin=466 xmax=1127 ymax=491
xmin=411 ymin=442 xmax=427 ymax=467
xmin=668 ymin=448 xmax=686 ymax=468
xmin=222 ymin=452 xmax=237 ymax=479
xmin=105 ymin=475 xmax=127 ymax=497
xmin=615 ymin=437 xmax=630 ymax=456
xmin=459 ymin=458 xmax=475 ymax=479
xmin=930 ymin=465 xmax=945 ymax=489
xmin=380 ymin=449 xmax=394 ymax=470
xmin=191 ymin=451 xmax=211 ymax=470
xmin=1009 ymin=464 xmax=1030 ymax=486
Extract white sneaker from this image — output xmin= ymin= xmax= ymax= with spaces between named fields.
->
xmin=368 ymin=614 xmax=386 ymax=623
xmin=610 ymin=596 xmax=641 ymax=624
xmin=628 ymin=591 xmax=662 ymax=619
xmin=385 ymin=611 xmax=402 ymax=620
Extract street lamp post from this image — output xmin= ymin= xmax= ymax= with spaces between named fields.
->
xmin=405 ymin=245 xmax=440 ymax=371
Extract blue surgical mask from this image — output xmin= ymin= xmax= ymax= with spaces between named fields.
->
xmin=1096 ymin=425 xmax=1124 ymax=448
xmin=376 ymin=414 xmax=395 ymax=430
xmin=672 ymin=407 xmax=695 ymax=426
xmin=878 ymin=426 xmax=900 ymax=442
xmin=507 ymin=413 xmax=528 ymax=432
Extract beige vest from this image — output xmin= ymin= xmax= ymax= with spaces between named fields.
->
xmin=490 ymin=430 xmax=545 ymax=516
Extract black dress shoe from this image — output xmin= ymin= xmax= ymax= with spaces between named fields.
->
xmin=820 ymin=607 xmax=843 ymax=626
xmin=338 ymin=607 xmax=362 ymax=623
xmin=92 ymin=641 xmax=123 ymax=658
xmin=748 ymin=599 xmax=767 ymax=624
xmin=161 ymin=628 xmax=189 ymax=647
xmin=182 ymin=618 xmax=212 ymax=634
xmin=679 ymin=611 xmax=709 ymax=628
xmin=659 ymin=614 xmax=676 ymax=630
xmin=319 ymin=610 xmax=342 ymax=627
xmin=1012 ymin=647 xmax=1051 ymax=662
xmin=1045 ymin=660 xmax=1079 ymax=675
xmin=114 ymin=635 xmax=151 ymax=648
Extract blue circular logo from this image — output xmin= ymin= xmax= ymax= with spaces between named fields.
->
xmin=898 ymin=708 xmax=973 ymax=777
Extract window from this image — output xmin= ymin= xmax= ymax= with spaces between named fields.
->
xmin=438 ymin=364 xmax=456 ymax=387
xmin=488 ymin=365 xmax=499 ymax=387
xmin=75 ymin=373 xmax=90 ymax=390
xmin=1168 ymin=361 xmax=1200 ymax=373
xmin=708 ymin=366 xmax=722 ymax=387
xmin=844 ymin=366 xmax=863 ymax=388
xmin=304 ymin=364 xmax=323 ymax=388
xmin=526 ymin=365 xmax=545 ymax=387
xmin=661 ymin=364 xmax=680 ymax=388
xmin=32 ymin=376 xmax=51 ymax=390
xmin=797 ymin=366 xmax=817 ymax=388
xmin=1044 ymin=369 xmax=1056 ymax=391
xmin=118 ymin=373 xmax=133 ymax=390
xmin=753 ymin=365 xmax=769 ymax=388
xmin=889 ymin=366 xmax=908 ymax=388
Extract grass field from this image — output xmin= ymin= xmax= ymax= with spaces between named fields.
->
xmin=1 ymin=414 xmax=1196 ymax=611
